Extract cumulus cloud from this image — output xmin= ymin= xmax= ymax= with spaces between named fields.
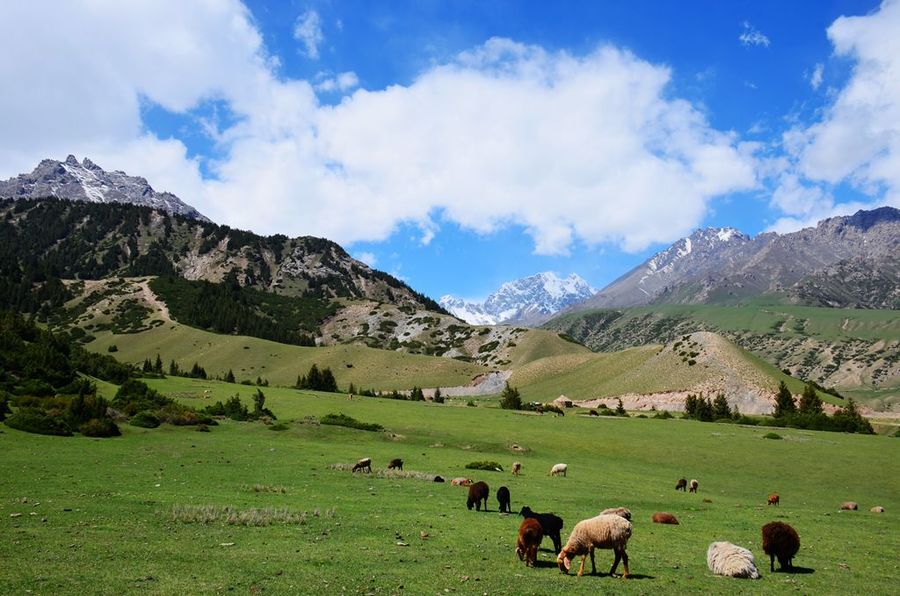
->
xmin=739 ymin=21 xmax=771 ymax=47
xmin=0 ymin=2 xmax=757 ymax=255
xmin=294 ymin=9 xmax=324 ymax=59
xmin=315 ymin=71 xmax=359 ymax=93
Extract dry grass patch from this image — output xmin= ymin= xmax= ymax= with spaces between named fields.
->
xmin=245 ymin=483 xmax=288 ymax=494
xmin=170 ymin=504 xmax=333 ymax=526
xmin=328 ymin=463 xmax=439 ymax=481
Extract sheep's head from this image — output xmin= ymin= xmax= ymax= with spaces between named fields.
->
xmin=518 ymin=506 xmax=532 ymax=517
xmin=557 ymin=549 xmax=573 ymax=574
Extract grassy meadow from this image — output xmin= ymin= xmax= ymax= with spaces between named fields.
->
xmin=3 ymin=376 xmax=899 ymax=594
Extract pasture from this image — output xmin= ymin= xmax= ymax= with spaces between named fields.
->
xmin=2 ymin=378 xmax=899 ymax=594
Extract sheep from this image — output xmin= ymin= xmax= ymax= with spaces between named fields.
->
xmin=516 ymin=518 xmax=543 ymax=567
xmin=767 ymin=493 xmax=780 ymax=506
xmin=676 ymin=478 xmax=688 ymax=491
xmin=689 ymin=479 xmax=699 ymax=493
xmin=450 ymin=477 xmax=473 ymax=486
xmin=840 ymin=501 xmax=858 ymax=510
xmin=556 ymin=514 xmax=632 ymax=578
xmin=497 ymin=486 xmax=511 ymax=513
xmin=651 ymin=512 xmax=679 ymax=525
xmin=761 ymin=521 xmax=800 ymax=572
xmin=871 ymin=506 xmax=885 ymax=513
xmin=466 ymin=481 xmax=489 ymax=511
xmin=387 ymin=458 xmax=403 ymax=471
xmin=433 ymin=475 xmax=445 ymax=483
xmin=351 ymin=457 xmax=372 ymax=473
xmin=599 ymin=507 xmax=632 ymax=521
xmin=549 ymin=463 xmax=568 ymax=477
xmin=706 ymin=541 xmax=760 ymax=579
xmin=519 ymin=506 xmax=564 ymax=554
xmin=512 ymin=461 xmax=522 ymax=476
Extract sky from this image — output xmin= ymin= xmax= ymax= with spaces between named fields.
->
xmin=1 ymin=0 xmax=898 ymax=302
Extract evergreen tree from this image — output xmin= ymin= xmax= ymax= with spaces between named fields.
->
xmin=615 ymin=398 xmax=626 ymax=416
xmin=433 ymin=387 xmax=444 ymax=404
xmin=168 ymin=360 xmax=180 ymax=376
xmin=499 ymin=383 xmax=522 ymax=410
xmin=798 ymin=382 xmax=823 ymax=415
xmin=154 ymin=354 xmax=163 ymax=374
xmin=684 ymin=394 xmax=698 ymax=419
xmin=774 ymin=381 xmax=797 ymax=418
xmin=142 ymin=358 xmax=153 ymax=373
xmin=410 ymin=386 xmax=425 ymax=401
xmin=832 ymin=398 xmax=874 ymax=434
xmin=712 ymin=393 xmax=731 ymax=420
xmin=696 ymin=396 xmax=714 ymax=422
xmin=224 ymin=369 xmax=235 ymax=383
xmin=348 ymin=382 xmax=356 ymax=395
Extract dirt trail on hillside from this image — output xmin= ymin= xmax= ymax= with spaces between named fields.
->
xmin=136 ymin=278 xmax=172 ymax=322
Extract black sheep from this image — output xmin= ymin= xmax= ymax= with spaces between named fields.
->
xmin=519 ymin=505 xmax=564 ymax=553
xmin=388 ymin=458 xmax=403 ymax=470
xmin=466 ymin=481 xmax=490 ymax=511
xmin=675 ymin=478 xmax=687 ymax=491
xmin=762 ymin=521 xmax=800 ymax=572
xmin=497 ymin=486 xmax=511 ymax=513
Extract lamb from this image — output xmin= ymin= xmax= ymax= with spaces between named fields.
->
xmin=516 ymin=518 xmax=543 ymax=567
xmin=840 ymin=501 xmax=858 ymax=510
xmin=706 ymin=541 xmax=760 ymax=579
xmin=676 ymin=478 xmax=688 ymax=491
xmin=519 ymin=506 xmax=564 ymax=554
xmin=767 ymin=493 xmax=780 ymax=506
xmin=689 ymin=479 xmax=699 ymax=493
xmin=387 ymin=458 xmax=403 ymax=470
xmin=450 ymin=477 xmax=473 ymax=486
xmin=651 ymin=512 xmax=679 ymax=525
xmin=549 ymin=463 xmax=568 ymax=477
xmin=599 ymin=507 xmax=632 ymax=521
xmin=761 ymin=521 xmax=800 ymax=572
xmin=871 ymin=506 xmax=885 ymax=513
xmin=466 ymin=481 xmax=490 ymax=511
xmin=556 ymin=513 xmax=632 ymax=578
xmin=351 ymin=457 xmax=372 ymax=473
xmin=497 ymin=486 xmax=511 ymax=513
xmin=512 ymin=461 xmax=522 ymax=476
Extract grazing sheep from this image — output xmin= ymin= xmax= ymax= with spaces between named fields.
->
xmin=767 ymin=493 xmax=780 ymax=506
xmin=689 ymin=479 xmax=699 ymax=493
xmin=387 ymin=458 xmax=403 ymax=470
xmin=516 ymin=518 xmax=544 ymax=567
xmin=466 ymin=481 xmax=490 ymax=511
xmin=519 ymin=506 xmax=564 ymax=554
xmin=706 ymin=541 xmax=760 ymax=579
xmin=761 ymin=521 xmax=800 ymax=572
xmin=676 ymin=478 xmax=688 ymax=491
xmin=556 ymin=514 xmax=632 ymax=578
xmin=599 ymin=507 xmax=632 ymax=521
xmin=512 ymin=461 xmax=522 ymax=476
xmin=549 ymin=463 xmax=568 ymax=477
xmin=450 ymin=477 xmax=473 ymax=486
xmin=651 ymin=512 xmax=679 ymax=525
xmin=871 ymin=506 xmax=885 ymax=513
xmin=497 ymin=486 xmax=511 ymax=513
xmin=351 ymin=457 xmax=372 ymax=473
xmin=433 ymin=475 xmax=445 ymax=483
xmin=840 ymin=501 xmax=859 ymax=511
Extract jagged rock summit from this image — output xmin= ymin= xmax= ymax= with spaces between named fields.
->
xmin=0 ymin=155 xmax=209 ymax=221
xmin=441 ymin=272 xmax=595 ymax=326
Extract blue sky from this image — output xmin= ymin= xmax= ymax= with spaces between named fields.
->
xmin=1 ymin=0 xmax=897 ymax=301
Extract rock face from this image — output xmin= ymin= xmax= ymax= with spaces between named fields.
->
xmin=441 ymin=272 xmax=595 ymax=326
xmin=580 ymin=208 xmax=900 ymax=309
xmin=0 ymin=155 xmax=209 ymax=221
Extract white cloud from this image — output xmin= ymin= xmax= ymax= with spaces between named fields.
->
xmin=294 ymin=9 xmax=323 ymax=60
xmin=739 ymin=21 xmax=771 ymax=47
xmin=0 ymin=3 xmax=758 ymax=256
xmin=315 ymin=71 xmax=359 ymax=93
xmin=809 ymin=63 xmax=824 ymax=89
xmin=355 ymin=252 xmax=377 ymax=267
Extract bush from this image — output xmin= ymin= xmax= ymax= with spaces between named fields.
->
xmin=763 ymin=432 xmax=783 ymax=440
xmin=653 ymin=410 xmax=674 ymax=419
xmin=499 ymin=383 xmax=522 ymax=410
xmin=4 ymin=408 xmax=72 ymax=436
xmin=107 ymin=344 xmax=118 ymax=353
xmin=466 ymin=399 xmax=476 ymax=407
xmin=79 ymin=417 xmax=121 ymax=437
xmin=465 ymin=461 xmax=503 ymax=471
xmin=196 ymin=424 xmax=210 ymax=432
xmin=268 ymin=423 xmax=289 ymax=431
xmin=320 ymin=413 xmax=383 ymax=432
xmin=130 ymin=411 xmax=161 ymax=428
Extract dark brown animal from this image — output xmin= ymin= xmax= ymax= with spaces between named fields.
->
xmin=651 ymin=512 xmax=679 ymax=525
xmin=388 ymin=458 xmax=403 ymax=470
xmin=497 ymin=486 xmax=511 ymax=513
xmin=762 ymin=521 xmax=800 ymax=572
xmin=519 ymin=506 xmax=564 ymax=554
xmin=767 ymin=493 xmax=780 ymax=506
xmin=351 ymin=457 xmax=371 ymax=473
xmin=676 ymin=478 xmax=687 ymax=491
xmin=466 ymin=481 xmax=489 ymax=511
xmin=516 ymin=518 xmax=543 ymax=567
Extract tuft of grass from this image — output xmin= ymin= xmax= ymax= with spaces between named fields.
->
xmin=465 ymin=461 xmax=503 ymax=472
xmin=247 ymin=484 xmax=287 ymax=494
xmin=268 ymin=422 xmax=290 ymax=431
xmin=169 ymin=504 xmax=326 ymax=526
xmin=320 ymin=413 xmax=383 ymax=432
xmin=328 ymin=463 xmax=439 ymax=481
xmin=763 ymin=432 xmax=783 ymax=440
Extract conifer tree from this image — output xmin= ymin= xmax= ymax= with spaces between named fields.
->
xmin=798 ymin=382 xmax=823 ymax=415
xmin=774 ymin=381 xmax=797 ymax=418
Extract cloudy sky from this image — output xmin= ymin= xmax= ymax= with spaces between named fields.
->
xmin=1 ymin=0 xmax=897 ymax=301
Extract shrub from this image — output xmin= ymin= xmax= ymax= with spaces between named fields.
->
xmin=79 ymin=417 xmax=121 ymax=437
xmin=4 ymin=408 xmax=72 ymax=436
xmin=268 ymin=423 xmax=289 ymax=431
xmin=196 ymin=424 xmax=210 ymax=432
xmin=320 ymin=413 xmax=383 ymax=432
xmin=763 ymin=432 xmax=783 ymax=440
xmin=653 ymin=410 xmax=674 ymax=419
xmin=499 ymin=383 xmax=522 ymax=410
xmin=465 ymin=461 xmax=503 ymax=471
xmin=107 ymin=344 xmax=118 ymax=353
xmin=130 ymin=411 xmax=161 ymax=428
xmin=113 ymin=379 xmax=172 ymax=415
xmin=466 ymin=400 xmax=476 ymax=407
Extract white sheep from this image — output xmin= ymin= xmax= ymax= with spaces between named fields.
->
xmin=556 ymin=513 xmax=632 ymax=577
xmin=599 ymin=507 xmax=632 ymax=520
xmin=689 ymin=479 xmax=699 ymax=493
xmin=706 ymin=541 xmax=760 ymax=579
xmin=549 ymin=463 xmax=568 ymax=477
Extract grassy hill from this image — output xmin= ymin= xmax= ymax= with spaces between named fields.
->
xmin=3 ymin=378 xmax=898 ymax=594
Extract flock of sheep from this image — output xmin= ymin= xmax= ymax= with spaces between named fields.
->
xmin=349 ymin=457 xmax=884 ymax=581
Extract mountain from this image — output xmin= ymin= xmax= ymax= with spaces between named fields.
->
xmin=441 ymin=272 xmax=595 ymax=325
xmin=0 ymin=155 xmax=209 ymax=221
xmin=580 ymin=207 xmax=900 ymax=309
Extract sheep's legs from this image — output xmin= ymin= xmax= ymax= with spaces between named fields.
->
xmin=770 ymin=555 xmax=775 ymax=572
xmin=589 ymin=547 xmax=597 ymax=575
xmin=610 ymin=548 xmax=629 ymax=578
xmin=577 ymin=554 xmax=587 ymax=576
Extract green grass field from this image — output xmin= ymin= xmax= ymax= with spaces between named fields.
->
xmin=3 ymin=376 xmax=899 ymax=594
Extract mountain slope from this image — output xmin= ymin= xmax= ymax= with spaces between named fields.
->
xmin=0 ymin=155 xmax=209 ymax=221
xmin=441 ymin=272 xmax=595 ymax=325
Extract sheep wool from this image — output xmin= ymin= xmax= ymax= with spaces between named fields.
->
xmin=707 ymin=542 xmax=760 ymax=579
xmin=599 ymin=507 xmax=632 ymax=520
xmin=557 ymin=514 xmax=632 ymax=577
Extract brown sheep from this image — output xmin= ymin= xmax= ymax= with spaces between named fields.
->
xmin=512 ymin=461 xmax=522 ymax=476
xmin=651 ymin=512 xmax=679 ymax=525
xmin=467 ymin=481 xmax=490 ymax=511
xmin=767 ymin=493 xmax=780 ymax=506
xmin=689 ymin=479 xmax=699 ymax=493
xmin=516 ymin=518 xmax=543 ymax=567
xmin=387 ymin=458 xmax=403 ymax=470
xmin=840 ymin=501 xmax=858 ymax=510
xmin=450 ymin=477 xmax=473 ymax=486
xmin=675 ymin=478 xmax=687 ymax=491
xmin=520 ymin=506 xmax=564 ymax=554
xmin=761 ymin=521 xmax=800 ymax=572
xmin=351 ymin=457 xmax=372 ymax=473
